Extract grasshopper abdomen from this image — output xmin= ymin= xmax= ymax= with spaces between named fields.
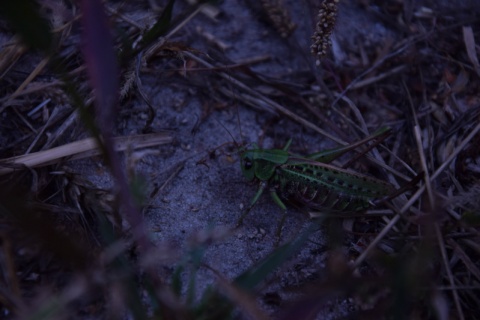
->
xmin=273 ymin=160 xmax=395 ymax=213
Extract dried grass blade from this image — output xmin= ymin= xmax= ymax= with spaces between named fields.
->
xmin=463 ymin=26 xmax=480 ymax=78
xmin=0 ymin=133 xmax=173 ymax=175
xmin=448 ymin=239 xmax=480 ymax=283
xmin=436 ymin=225 xmax=465 ymax=320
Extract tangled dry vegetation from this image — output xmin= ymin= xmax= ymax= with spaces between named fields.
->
xmin=1 ymin=0 xmax=480 ymax=319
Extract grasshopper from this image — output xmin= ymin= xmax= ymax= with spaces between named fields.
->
xmin=240 ymin=127 xmax=396 ymax=218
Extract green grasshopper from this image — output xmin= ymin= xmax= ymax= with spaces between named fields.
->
xmin=240 ymin=127 xmax=396 ymax=218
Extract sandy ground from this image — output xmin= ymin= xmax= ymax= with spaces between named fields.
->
xmin=4 ymin=0 xmax=479 ymax=318
xmin=87 ymin=1 xmax=396 ymax=317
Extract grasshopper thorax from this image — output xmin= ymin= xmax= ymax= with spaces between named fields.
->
xmin=241 ymin=147 xmax=290 ymax=182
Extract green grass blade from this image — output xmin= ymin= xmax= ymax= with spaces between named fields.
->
xmin=234 ymin=220 xmax=323 ymax=290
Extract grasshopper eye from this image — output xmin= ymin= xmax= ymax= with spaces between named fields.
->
xmin=243 ymin=157 xmax=253 ymax=170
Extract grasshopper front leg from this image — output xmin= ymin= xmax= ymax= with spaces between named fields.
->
xmin=270 ymin=188 xmax=289 ymax=246
xmin=237 ymin=181 xmax=289 ymax=245
xmin=236 ymin=181 xmax=268 ymax=227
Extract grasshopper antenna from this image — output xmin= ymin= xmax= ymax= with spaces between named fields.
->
xmin=217 ymin=53 xmax=244 ymax=151
xmin=216 ymin=119 xmax=240 ymax=152
xmin=235 ymin=102 xmax=244 ymax=149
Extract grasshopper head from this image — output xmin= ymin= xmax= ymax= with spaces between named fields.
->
xmin=240 ymin=150 xmax=256 ymax=181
